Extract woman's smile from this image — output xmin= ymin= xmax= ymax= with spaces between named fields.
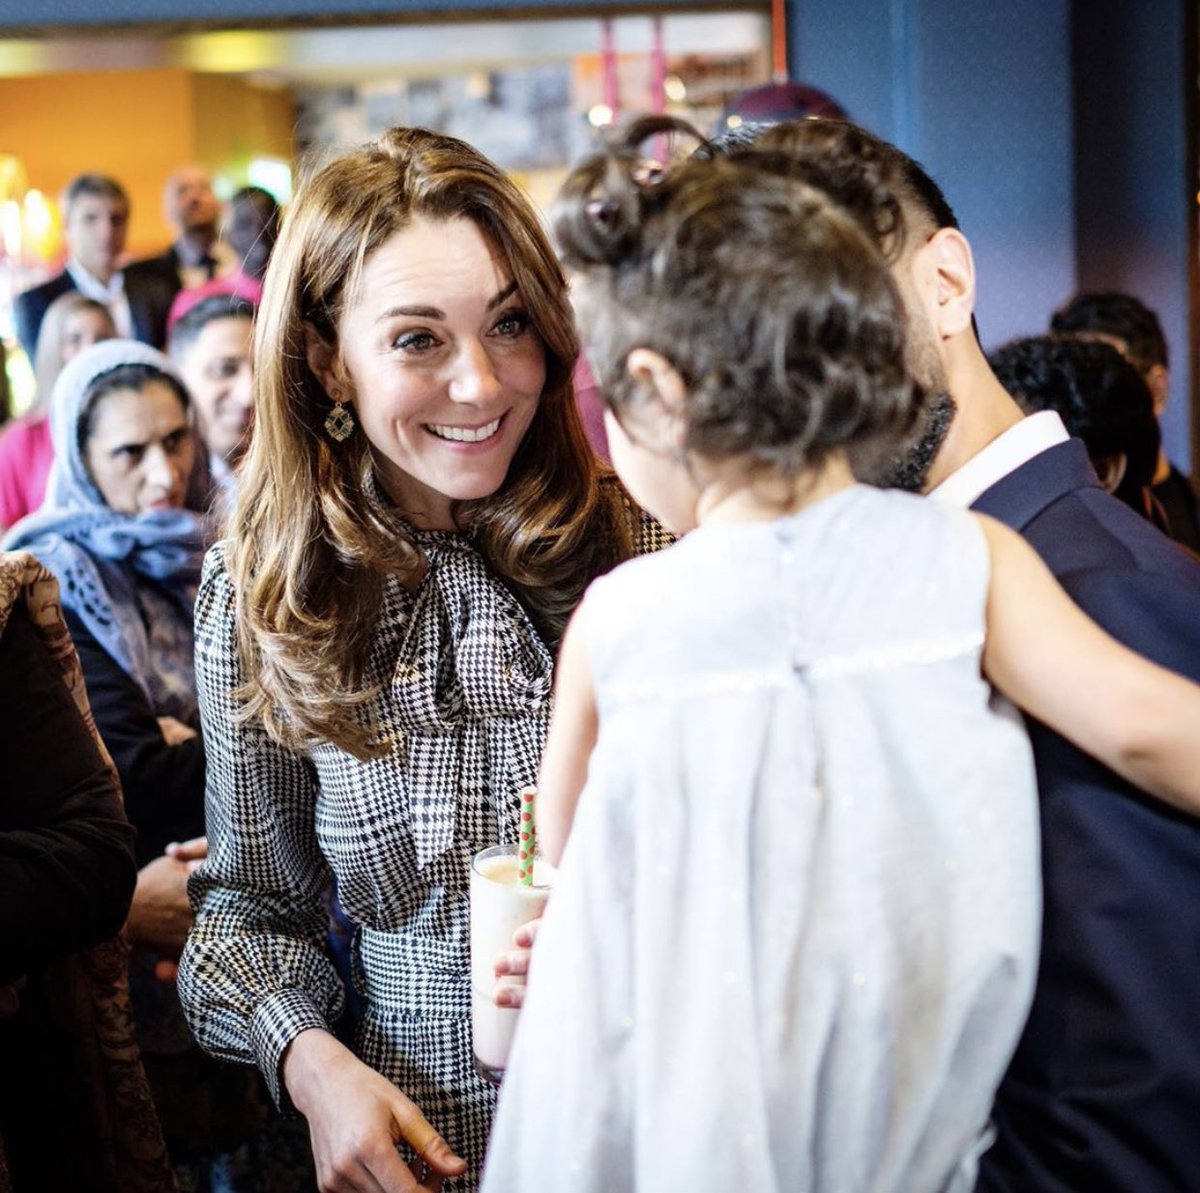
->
xmin=425 ymin=413 xmax=505 ymax=445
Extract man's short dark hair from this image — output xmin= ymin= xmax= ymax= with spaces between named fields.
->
xmin=1050 ymin=291 xmax=1168 ymax=374
xmin=62 ymin=173 xmax=129 ymax=217
xmin=712 ymin=118 xmax=959 ymax=263
xmin=168 ymin=294 xmax=256 ymax=360
xmin=989 ymin=334 xmax=1160 ymax=490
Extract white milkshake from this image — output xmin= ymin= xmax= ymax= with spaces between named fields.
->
xmin=470 ymin=844 xmax=556 ymax=1083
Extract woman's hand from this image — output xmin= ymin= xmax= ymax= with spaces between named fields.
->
xmin=165 ymin=835 xmax=208 ymax=873
xmin=284 ymin=1028 xmax=467 ymax=1192
xmin=492 ymin=915 xmax=542 ymax=1010
xmin=157 ymin=715 xmax=198 ymax=745
xmin=125 ymin=849 xmax=198 ymax=979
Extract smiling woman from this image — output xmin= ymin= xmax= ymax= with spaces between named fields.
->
xmin=176 ymin=126 xmax=665 ymax=1193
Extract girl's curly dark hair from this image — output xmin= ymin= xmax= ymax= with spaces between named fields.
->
xmin=553 ymin=115 xmax=922 ymax=482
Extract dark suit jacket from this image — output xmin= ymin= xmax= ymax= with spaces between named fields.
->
xmin=973 ymin=439 xmax=1200 ymax=1193
xmin=130 ymin=245 xmax=186 ymax=293
xmin=13 ymin=260 xmax=178 ymax=359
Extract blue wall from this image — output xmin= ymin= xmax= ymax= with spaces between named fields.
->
xmin=790 ymin=0 xmax=1076 ymax=348
xmin=1071 ymin=0 xmax=1193 ymax=469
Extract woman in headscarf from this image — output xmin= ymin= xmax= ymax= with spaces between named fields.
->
xmin=3 ymin=340 xmax=311 ymax=1189
xmin=5 ymin=338 xmax=209 ymax=858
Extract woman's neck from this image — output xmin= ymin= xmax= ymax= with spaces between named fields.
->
xmin=694 ymin=452 xmax=856 ymax=526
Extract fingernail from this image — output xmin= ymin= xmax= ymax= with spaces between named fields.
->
xmin=425 ymin=1137 xmax=466 ymax=1170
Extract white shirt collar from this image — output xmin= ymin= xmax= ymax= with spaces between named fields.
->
xmin=64 ymin=260 xmax=134 ymax=339
xmin=65 ymin=259 xmax=124 ymax=303
xmin=929 ymin=410 xmax=1070 ymax=509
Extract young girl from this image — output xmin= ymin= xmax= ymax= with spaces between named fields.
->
xmin=482 ymin=126 xmax=1200 ymax=1193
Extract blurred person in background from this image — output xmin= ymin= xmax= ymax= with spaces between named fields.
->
xmin=168 ymin=295 xmax=256 ymax=513
xmin=13 ymin=173 xmax=176 ymax=360
xmin=989 ymin=334 xmax=1170 ymax=532
xmin=137 ymin=165 xmax=231 ymax=300
xmin=0 ymin=293 xmax=116 ymax=529
xmin=168 ymin=186 xmax=280 ymax=328
xmin=1051 ymin=290 xmax=1200 ymax=551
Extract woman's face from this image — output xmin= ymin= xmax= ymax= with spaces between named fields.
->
xmin=60 ymin=307 xmax=116 ymax=364
xmin=84 ymin=381 xmax=196 ymax=515
xmin=329 ymin=215 xmax=546 ymax=530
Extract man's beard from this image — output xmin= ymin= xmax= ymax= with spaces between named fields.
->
xmin=860 ymin=389 xmax=957 ymax=492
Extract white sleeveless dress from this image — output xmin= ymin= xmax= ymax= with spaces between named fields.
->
xmin=482 ymin=485 xmax=1041 ymax=1193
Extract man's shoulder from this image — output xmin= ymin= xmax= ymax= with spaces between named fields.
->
xmin=15 ymin=270 xmax=72 ymax=311
xmin=1029 ymin=488 xmax=1200 ymax=677
xmin=977 ymin=442 xmax=1198 ymax=580
xmin=1026 ymin=483 xmax=1199 ymax=582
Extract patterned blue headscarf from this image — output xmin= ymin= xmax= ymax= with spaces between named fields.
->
xmin=2 ymin=340 xmax=211 ymax=720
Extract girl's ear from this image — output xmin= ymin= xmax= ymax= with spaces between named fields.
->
xmin=625 ymin=347 xmax=687 ymax=448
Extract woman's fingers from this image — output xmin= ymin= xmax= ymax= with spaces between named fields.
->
xmin=395 ymin=1102 xmax=466 ymax=1179
xmin=165 ymin=835 xmax=208 ymax=861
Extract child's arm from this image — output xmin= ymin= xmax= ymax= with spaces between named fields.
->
xmin=976 ymin=513 xmax=1200 ymax=816
xmin=537 ymin=607 xmax=599 ymax=866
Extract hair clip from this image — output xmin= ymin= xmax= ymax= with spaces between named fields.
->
xmin=632 ymin=160 xmax=667 ymax=186
xmin=585 ymin=198 xmax=621 ymax=230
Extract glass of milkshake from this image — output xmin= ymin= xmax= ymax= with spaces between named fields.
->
xmin=469 ymin=843 xmax=555 ymax=1084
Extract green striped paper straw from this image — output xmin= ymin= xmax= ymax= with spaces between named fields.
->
xmin=518 ymin=785 xmax=537 ymax=887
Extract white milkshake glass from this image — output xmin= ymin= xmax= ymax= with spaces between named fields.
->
xmin=469 ymin=843 xmax=556 ymax=1083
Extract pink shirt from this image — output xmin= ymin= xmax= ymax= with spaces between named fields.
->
xmin=0 ymin=415 xmax=54 ymax=529
xmin=167 ymin=271 xmax=264 ymax=331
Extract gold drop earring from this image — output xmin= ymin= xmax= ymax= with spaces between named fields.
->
xmin=324 ymin=387 xmax=356 ymax=442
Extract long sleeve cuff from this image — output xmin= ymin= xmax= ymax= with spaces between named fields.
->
xmin=250 ymin=986 xmax=331 ymax=1110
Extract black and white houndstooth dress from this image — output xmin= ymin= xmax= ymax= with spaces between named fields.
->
xmin=179 ymin=526 xmax=572 ymax=1189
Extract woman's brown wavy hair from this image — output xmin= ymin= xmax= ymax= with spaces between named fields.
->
xmin=228 ymin=127 xmax=632 ymax=759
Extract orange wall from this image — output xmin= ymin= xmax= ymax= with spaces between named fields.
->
xmin=0 ymin=68 xmax=295 ymax=260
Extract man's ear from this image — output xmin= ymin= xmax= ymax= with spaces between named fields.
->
xmin=303 ymin=324 xmax=347 ymax=402
xmin=920 ymin=227 xmax=976 ymax=339
xmin=625 ymin=347 xmax=687 ymax=447
xmin=1144 ymin=363 xmax=1170 ymax=419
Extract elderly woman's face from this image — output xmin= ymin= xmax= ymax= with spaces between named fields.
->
xmin=326 ymin=215 xmax=546 ymax=530
xmin=84 ymin=381 xmax=196 ymax=515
